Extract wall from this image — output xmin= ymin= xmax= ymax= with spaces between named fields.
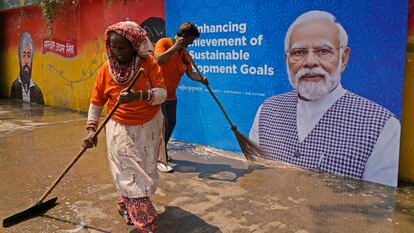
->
xmin=0 ymin=0 xmax=413 ymax=183
xmin=0 ymin=0 xmax=165 ymax=111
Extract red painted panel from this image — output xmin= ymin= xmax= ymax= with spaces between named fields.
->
xmin=0 ymin=0 xmax=165 ymax=51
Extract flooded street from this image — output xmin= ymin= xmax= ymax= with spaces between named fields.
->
xmin=0 ymin=99 xmax=413 ymax=233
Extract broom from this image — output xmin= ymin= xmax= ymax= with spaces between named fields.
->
xmin=2 ymin=68 xmax=144 ymax=228
xmin=184 ymin=49 xmax=267 ymax=162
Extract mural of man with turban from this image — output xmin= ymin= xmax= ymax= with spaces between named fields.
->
xmin=10 ymin=32 xmax=44 ymax=105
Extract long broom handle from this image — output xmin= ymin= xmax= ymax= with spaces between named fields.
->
xmin=185 ymin=50 xmax=236 ymax=129
xmin=38 ymin=68 xmax=144 ymax=204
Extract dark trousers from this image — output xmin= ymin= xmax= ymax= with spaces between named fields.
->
xmin=161 ymin=100 xmax=177 ymax=157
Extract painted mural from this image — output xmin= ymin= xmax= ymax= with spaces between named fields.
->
xmin=0 ymin=0 xmax=165 ymax=111
xmin=10 ymin=32 xmax=44 ymax=105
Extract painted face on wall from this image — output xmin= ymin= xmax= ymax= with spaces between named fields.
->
xmin=286 ymin=19 xmax=349 ymax=100
xmin=108 ymin=32 xmax=135 ymax=65
xmin=20 ymin=43 xmax=32 ymax=81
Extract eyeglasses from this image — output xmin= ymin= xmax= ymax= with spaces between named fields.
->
xmin=287 ymin=47 xmax=342 ymax=62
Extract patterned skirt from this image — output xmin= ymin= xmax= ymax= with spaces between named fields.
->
xmin=119 ymin=196 xmax=158 ymax=232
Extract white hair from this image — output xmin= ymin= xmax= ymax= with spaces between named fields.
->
xmin=284 ymin=10 xmax=348 ymax=51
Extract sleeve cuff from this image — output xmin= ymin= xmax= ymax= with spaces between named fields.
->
xmin=147 ymin=87 xmax=167 ymax=105
xmin=86 ymin=103 xmax=103 ymax=129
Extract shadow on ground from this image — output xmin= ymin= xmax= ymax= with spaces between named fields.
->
xmin=172 ymin=158 xmax=267 ymax=183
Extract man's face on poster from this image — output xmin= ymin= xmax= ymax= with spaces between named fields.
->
xmin=20 ymin=43 xmax=32 ymax=81
xmin=286 ymin=20 xmax=349 ymax=100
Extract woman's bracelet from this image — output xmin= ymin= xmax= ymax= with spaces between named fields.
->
xmin=139 ymin=90 xmax=143 ymax=101
xmin=86 ymin=120 xmax=98 ymax=131
xmin=147 ymin=89 xmax=152 ymax=101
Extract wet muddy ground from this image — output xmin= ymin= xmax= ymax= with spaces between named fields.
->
xmin=0 ymin=99 xmax=413 ymax=233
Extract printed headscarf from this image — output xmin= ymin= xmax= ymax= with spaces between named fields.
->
xmin=104 ymin=21 xmax=153 ymax=84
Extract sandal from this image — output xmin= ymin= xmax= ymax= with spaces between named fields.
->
xmin=157 ymin=161 xmax=174 ymax=173
xmin=118 ymin=205 xmax=133 ymax=225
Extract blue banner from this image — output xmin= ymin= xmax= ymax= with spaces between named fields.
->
xmin=165 ymin=0 xmax=408 ymax=153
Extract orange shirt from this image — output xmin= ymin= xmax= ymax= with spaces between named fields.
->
xmin=154 ymin=38 xmax=192 ymax=101
xmin=90 ymin=56 xmax=165 ymax=125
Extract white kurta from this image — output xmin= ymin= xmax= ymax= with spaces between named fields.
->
xmin=250 ymin=84 xmax=401 ymax=187
xmin=17 ymin=76 xmax=35 ymax=103
xmin=105 ymin=110 xmax=165 ymax=198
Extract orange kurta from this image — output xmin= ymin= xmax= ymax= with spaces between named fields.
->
xmin=154 ymin=38 xmax=192 ymax=101
xmin=91 ymin=55 xmax=165 ymax=125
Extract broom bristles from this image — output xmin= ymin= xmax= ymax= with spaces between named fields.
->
xmin=233 ymin=129 xmax=268 ymax=162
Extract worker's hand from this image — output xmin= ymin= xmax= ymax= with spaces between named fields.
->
xmin=172 ymin=36 xmax=187 ymax=50
xmin=83 ymin=128 xmax=98 ymax=149
xmin=118 ymin=88 xmax=150 ymax=103
xmin=118 ymin=88 xmax=138 ymax=103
